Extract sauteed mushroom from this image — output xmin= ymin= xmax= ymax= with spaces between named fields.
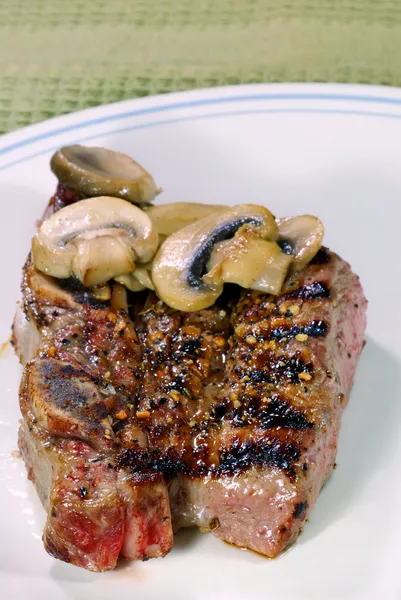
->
xmin=208 ymin=230 xmax=292 ymax=295
xmin=50 ymin=145 xmax=160 ymax=205
xmin=115 ymin=274 xmax=146 ymax=292
xmin=32 ymin=196 xmax=158 ymax=287
xmin=115 ymin=263 xmax=154 ymax=292
xmin=146 ymin=202 xmax=227 ymax=236
xmin=152 ymin=204 xmax=278 ymax=311
xmin=249 ymin=247 xmax=293 ymax=294
xmin=277 ymin=215 xmax=324 ymax=272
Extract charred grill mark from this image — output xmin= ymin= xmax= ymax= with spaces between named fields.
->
xmin=39 ymin=360 xmax=111 ymax=421
xmin=56 ymin=278 xmax=108 ymax=308
xmin=216 ymin=438 xmax=301 ymax=478
xmin=118 ymin=435 xmax=301 ymax=479
xmin=282 ymin=281 xmax=330 ymax=301
xmin=271 ymin=320 xmax=328 ymax=340
xmin=258 ymin=396 xmax=312 ymax=430
xmin=272 ymin=354 xmax=313 ymax=384
xmin=59 ymin=364 xmax=87 ymax=378
xmin=117 ymin=447 xmax=189 ymax=479
xmin=210 ymin=402 xmax=229 ymax=419
xmin=229 ymin=408 xmax=245 ymax=428
xmin=49 ymin=378 xmax=90 ymax=410
xmin=169 ymin=375 xmax=190 ymax=395
xmin=247 ymin=369 xmax=271 ymax=385
xmin=244 ymin=396 xmax=260 ymax=416
xmin=304 ymin=320 xmax=329 ymax=337
xmin=310 ymin=247 xmax=330 ymax=264
xmin=179 ymin=338 xmax=201 ymax=355
xmin=293 ymin=501 xmax=308 ymax=518
xmin=241 ymin=352 xmax=313 ymax=386
xmin=41 ymin=361 xmax=93 ymax=384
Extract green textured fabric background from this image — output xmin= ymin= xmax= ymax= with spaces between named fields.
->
xmin=1 ymin=0 xmax=401 ymax=134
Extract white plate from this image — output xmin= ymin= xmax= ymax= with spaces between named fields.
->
xmin=1 ymin=83 xmax=401 ymax=600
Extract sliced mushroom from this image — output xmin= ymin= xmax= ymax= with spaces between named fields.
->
xmin=146 ymin=202 xmax=228 ymax=236
xmin=114 ymin=274 xmax=146 ymax=292
xmin=152 ymin=204 xmax=277 ymax=311
xmin=133 ymin=264 xmax=154 ymax=290
xmin=50 ymin=145 xmax=160 ymax=205
xmin=71 ymin=235 xmax=136 ymax=288
xmin=32 ymin=196 xmax=158 ymax=287
xmin=208 ymin=232 xmax=292 ymax=295
xmin=277 ymin=215 xmax=324 ymax=272
xmin=251 ymin=248 xmax=293 ymax=294
xmin=115 ymin=263 xmax=154 ymax=292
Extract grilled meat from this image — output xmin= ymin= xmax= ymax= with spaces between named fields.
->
xmin=16 ymin=262 xmax=173 ymax=570
xmin=13 ymin=187 xmax=367 ymax=571
xmin=121 ymin=248 xmax=367 ymax=556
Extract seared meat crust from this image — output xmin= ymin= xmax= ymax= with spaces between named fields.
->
xmin=14 ymin=186 xmax=367 ymax=569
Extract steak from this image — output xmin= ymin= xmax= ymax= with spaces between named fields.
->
xmin=13 ymin=188 xmax=367 ymax=571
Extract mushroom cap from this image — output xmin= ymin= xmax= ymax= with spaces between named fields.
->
xmin=152 ymin=204 xmax=278 ymax=311
xmin=146 ymin=202 xmax=228 ymax=236
xmin=32 ymin=196 xmax=159 ymax=287
xmin=50 ymin=145 xmax=160 ymax=205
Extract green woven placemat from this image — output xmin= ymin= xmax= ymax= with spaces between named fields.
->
xmin=1 ymin=0 xmax=401 ymax=134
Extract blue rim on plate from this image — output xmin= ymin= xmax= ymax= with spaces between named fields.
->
xmin=2 ymin=86 xmax=401 ymax=171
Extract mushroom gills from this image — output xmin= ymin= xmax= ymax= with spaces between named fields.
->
xmin=50 ymin=145 xmax=160 ymax=205
xmin=152 ymin=204 xmax=278 ymax=311
xmin=32 ymin=196 xmax=158 ymax=287
xmin=188 ymin=216 xmax=277 ymax=289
